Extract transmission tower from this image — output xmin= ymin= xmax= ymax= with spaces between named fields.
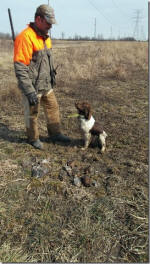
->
xmin=132 ymin=9 xmax=143 ymax=40
xmin=140 ymin=25 xmax=146 ymax=41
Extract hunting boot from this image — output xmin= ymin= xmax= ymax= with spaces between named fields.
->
xmin=25 ymin=100 xmax=44 ymax=150
xmin=30 ymin=139 xmax=44 ymax=150
xmin=42 ymin=90 xmax=71 ymax=143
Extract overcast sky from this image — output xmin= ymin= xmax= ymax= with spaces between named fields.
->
xmin=1 ymin=0 xmax=148 ymax=40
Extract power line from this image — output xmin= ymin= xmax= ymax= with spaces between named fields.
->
xmin=87 ymin=0 xmax=131 ymax=32
xmin=111 ymin=0 xmax=131 ymax=19
xmin=87 ymin=0 xmax=115 ymax=26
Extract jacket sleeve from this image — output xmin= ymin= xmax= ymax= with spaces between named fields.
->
xmin=14 ymin=33 xmax=35 ymax=95
xmin=14 ymin=61 xmax=35 ymax=95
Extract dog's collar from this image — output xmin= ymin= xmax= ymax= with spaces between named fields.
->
xmin=78 ymin=115 xmax=85 ymax=119
xmin=79 ymin=115 xmax=95 ymax=122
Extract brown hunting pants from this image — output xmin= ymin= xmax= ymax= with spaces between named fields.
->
xmin=23 ymin=90 xmax=61 ymax=142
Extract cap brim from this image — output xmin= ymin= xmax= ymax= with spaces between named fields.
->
xmin=44 ymin=15 xmax=57 ymax=24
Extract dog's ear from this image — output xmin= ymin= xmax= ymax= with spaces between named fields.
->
xmin=84 ymin=105 xmax=91 ymax=120
xmin=85 ymin=108 xmax=89 ymax=119
xmin=75 ymin=101 xmax=80 ymax=109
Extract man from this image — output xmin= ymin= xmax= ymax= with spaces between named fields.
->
xmin=14 ymin=4 xmax=70 ymax=150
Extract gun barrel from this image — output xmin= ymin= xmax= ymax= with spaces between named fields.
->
xmin=8 ymin=8 xmax=15 ymax=41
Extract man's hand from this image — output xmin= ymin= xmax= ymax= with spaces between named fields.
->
xmin=27 ymin=92 xmax=38 ymax=106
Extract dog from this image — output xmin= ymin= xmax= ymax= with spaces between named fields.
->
xmin=75 ymin=101 xmax=107 ymax=152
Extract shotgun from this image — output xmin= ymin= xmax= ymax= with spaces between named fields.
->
xmin=8 ymin=8 xmax=15 ymax=41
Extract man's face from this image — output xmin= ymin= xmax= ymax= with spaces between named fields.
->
xmin=36 ymin=16 xmax=52 ymax=34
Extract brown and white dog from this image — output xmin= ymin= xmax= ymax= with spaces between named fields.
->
xmin=75 ymin=101 xmax=107 ymax=152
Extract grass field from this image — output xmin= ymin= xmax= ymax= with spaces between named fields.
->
xmin=0 ymin=39 xmax=148 ymax=262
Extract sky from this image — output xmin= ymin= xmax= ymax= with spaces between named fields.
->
xmin=1 ymin=0 xmax=148 ymax=40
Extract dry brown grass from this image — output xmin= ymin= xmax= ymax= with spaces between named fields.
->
xmin=53 ymin=40 xmax=148 ymax=84
xmin=0 ymin=39 xmax=148 ymax=263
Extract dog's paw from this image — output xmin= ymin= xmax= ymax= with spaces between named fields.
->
xmin=100 ymin=146 xmax=106 ymax=153
xmin=81 ymin=147 xmax=87 ymax=150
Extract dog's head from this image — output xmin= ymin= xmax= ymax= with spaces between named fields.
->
xmin=75 ymin=101 xmax=92 ymax=120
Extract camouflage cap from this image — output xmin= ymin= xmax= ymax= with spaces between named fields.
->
xmin=35 ymin=4 xmax=57 ymax=24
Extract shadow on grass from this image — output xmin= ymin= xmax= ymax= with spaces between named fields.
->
xmin=41 ymin=135 xmax=83 ymax=147
xmin=0 ymin=122 xmax=26 ymax=144
xmin=0 ymin=122 xmax=83 ymax=148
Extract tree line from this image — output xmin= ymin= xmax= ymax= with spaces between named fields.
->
xmin=0 ymin=32 xmax=11 ymax=39
xmin=0 ymin=32 xmax=142 ymax=42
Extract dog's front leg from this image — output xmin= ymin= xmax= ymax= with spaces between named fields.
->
xmin=82 ymin=132 xmax=91 ymax=150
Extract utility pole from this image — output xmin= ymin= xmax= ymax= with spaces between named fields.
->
xmin=132 ymin=9 xmax=143 ymax=41
xmin=61 ymin=32 xmax=65 ymax=39
xmin=94 ymin=18 xmax=96 ymax=39
xmin=110 ymin=27 xmax=113 ymax=40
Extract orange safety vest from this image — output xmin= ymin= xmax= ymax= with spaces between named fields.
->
xmin=14 ymin=25 xmax=52 ymax=65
